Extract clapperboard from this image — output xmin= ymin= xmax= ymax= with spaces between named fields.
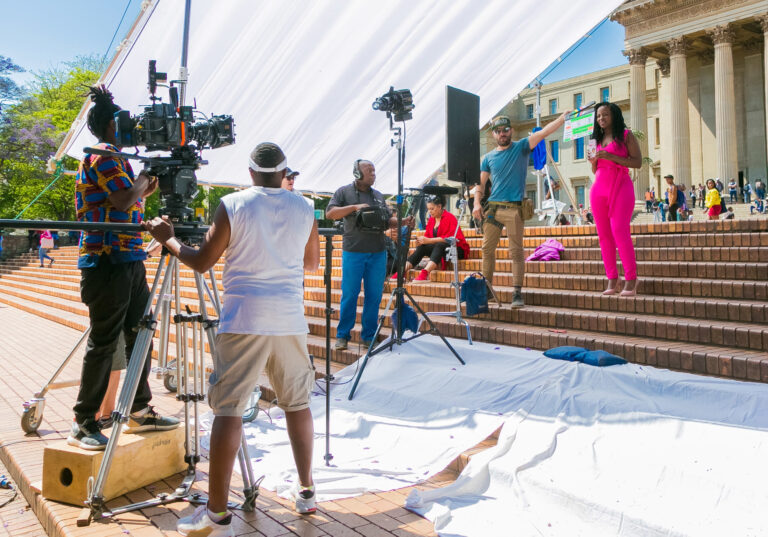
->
xmin=563 ymin=104 xmax=596 ymax=142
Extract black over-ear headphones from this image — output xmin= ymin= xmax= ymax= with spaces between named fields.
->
xmin=353 ymin=159 xmax=363 ymax=180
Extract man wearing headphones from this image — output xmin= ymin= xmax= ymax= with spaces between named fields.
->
xmin=326 ymin=160 xmax=407 ymax=350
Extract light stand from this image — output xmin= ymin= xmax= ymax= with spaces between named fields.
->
xmin=319 ymin=228 xmax=339 ymax=467
xmin=348 ymin=115 xmax=465 ymax=401
xmin=425 ymin=184 xmax=472 ymax=343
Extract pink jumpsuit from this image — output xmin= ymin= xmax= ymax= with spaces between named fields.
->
xmin=589 ymin=130 xmax=637 ymax=281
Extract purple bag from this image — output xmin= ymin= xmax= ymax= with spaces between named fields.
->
xmin=526 ymin=239 xmax=564 ymax=262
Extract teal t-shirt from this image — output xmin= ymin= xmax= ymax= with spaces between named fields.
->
xmin=481 ymin=137 xmax=531 ymax=202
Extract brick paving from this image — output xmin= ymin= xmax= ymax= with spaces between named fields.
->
xmin=0 ymin=458 xmax=45 ymax=537
xmin=0 ymin=305 xmax=445 ymax=537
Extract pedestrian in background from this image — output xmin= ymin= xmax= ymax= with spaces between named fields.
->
xmin=705 ymin=179 xmax=722 ymax=220
xmin=38 ymin=230 xmax=55 ymax=267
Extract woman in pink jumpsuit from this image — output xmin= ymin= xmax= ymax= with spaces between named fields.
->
xmin=588 ymin=102 xmax=643 ymax=296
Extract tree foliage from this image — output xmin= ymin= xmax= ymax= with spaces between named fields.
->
xmin=0 ymin=56 xmax=25 ymax=114
xmin=0 ymin=58 xmax=103 ymax=220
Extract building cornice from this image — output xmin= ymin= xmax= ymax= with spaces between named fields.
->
xmin=612 ymin=0 xmax=766 ymax=48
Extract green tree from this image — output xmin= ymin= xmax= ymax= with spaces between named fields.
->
xmin=0 ymin=57 xmax=103 ymax=220
xmin=0 ymin=56 xmax=25 ymax=114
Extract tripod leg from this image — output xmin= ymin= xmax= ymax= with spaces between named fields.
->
xmin=156 ymin=293 xmax=171 ymax=380
xmin=347 ymin=288 xmax=399 ymax=400
xmin=485 ymin=278 xmax=502 ymax=305
xmin=178 ymin=261 xmax=192 ymax=463
xmin=236 ymin=431 xmax=260 ymax=511
xmin=193 ymin=270 xmax=260 ymax=507
xmin=403 ymin=288 xmax=465 ymax=365
xmin=88 ymin=253 xmax=175 ymax=512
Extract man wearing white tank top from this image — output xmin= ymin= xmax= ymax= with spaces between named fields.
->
xmin=143 ymin=142 xmax=320 ymax=537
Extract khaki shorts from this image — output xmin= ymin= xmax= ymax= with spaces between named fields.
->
xmin=209 ymin=333 xmax=315 ymax=416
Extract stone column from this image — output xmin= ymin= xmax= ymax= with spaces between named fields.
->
xmin=625 ymin=48 xmax=649 ymax=199
xmin=666 ymin=37 xmax=691 ymax=186
xmin=657 ymin=58 xmax=671 ymax=193
xmin=758 ymin=15 xmax=768 ymax=170
xmin=708 ymin=24 xmax=738 ymax=185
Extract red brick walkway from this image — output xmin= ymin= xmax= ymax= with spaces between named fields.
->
xmin=0 ymin=457 xmax=45 ymax=537
xmin=0 ymin=304 xmax=446 ymax=536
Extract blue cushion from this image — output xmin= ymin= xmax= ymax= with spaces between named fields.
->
xmin=543 ymin=346 xmax=589 ymax=362
xmin=581 ymin=350 xmax=627 ymax=367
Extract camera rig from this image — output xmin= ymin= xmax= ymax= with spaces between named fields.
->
xmin=104 ymin=60 xmax=235 ymax=221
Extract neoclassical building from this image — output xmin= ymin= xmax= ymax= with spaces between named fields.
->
xmin=486 ymin=0 xmax=767 ymax=208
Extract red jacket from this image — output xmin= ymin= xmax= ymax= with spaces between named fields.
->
xmin=425 ymin=210 xmax=470 ymax=259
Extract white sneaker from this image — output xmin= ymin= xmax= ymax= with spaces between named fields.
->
xmin=177 ymin=505 xmax=234 ymax=537
xmin=295 ymin=485 xmax=317 ymax=514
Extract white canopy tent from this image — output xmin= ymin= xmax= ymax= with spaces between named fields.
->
xmin=57 ymin=0 xmax=623 ymax=194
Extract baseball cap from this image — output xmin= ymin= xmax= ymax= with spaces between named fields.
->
xmin=664 ymin=174 xmax=674 ymax=179
xmin=490 ymin=116 xmax=511 ymax=130
xmin=286 ymin=168 xmax=300 ymax=177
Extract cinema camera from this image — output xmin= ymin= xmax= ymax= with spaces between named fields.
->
xmin=107 ymin=60 xmax=235 ymax=221
xmin=372 ymin=86 xmax=414 ymax=122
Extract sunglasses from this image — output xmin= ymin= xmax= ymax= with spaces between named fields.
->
xmin=493 ymin=127 xmax=511 ymax=134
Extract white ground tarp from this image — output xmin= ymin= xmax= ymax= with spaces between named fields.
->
xmin=199 ymin=335 xmax=768 ymax=537
xmin=406 ymin=344 xmax=768 ymax=537
xmin=60 ymin=0 xmax=623 ymax=193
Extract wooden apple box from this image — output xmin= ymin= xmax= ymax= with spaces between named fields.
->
xmin=42 ymin=426 xmax=187 ymax=506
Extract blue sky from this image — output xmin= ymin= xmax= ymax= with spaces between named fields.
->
xmin=1 ymin=1 xmax=627 ymax=91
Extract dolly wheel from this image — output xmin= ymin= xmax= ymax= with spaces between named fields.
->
xmin=21 ymin=406 xmax=42 ymax=434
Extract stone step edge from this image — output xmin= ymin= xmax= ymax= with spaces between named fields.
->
xmin=0 ymin=437 xmax=142 ymax=537
xmin=4 ymin=267 xmax=766 ymax=322
xmin=5 ymin=278 xmax=768 ymax=352
xmin=3 ymin=278 xmax=766 ymax=382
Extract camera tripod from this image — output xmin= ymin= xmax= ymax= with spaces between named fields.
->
xmin=82 ymin=230 xmax=260 ymax=524
xmin=0 ymin=219 xmax=262 ymax=523
xmin=348 ymin=116 xmax=465 ymax=400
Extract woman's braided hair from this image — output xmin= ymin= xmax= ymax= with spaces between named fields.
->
xmin=86 ymin=85 xmax=121 ymax=141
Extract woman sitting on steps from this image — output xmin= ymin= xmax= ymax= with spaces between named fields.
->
xmin=392 ymin=194 xmax=470 ymax=282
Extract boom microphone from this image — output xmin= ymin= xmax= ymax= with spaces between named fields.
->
xmin=422 ymin=185 xmax=459 ymax=195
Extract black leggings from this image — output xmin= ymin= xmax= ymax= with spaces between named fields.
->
xmin=407 ymin=241 xmax=465 ymax=267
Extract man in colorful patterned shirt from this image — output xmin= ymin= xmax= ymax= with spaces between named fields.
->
xmin=68 ymin=85 xmax=178 ymax=450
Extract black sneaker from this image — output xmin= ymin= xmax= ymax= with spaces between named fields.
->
xmin=67 ymin=420 xmax=108 ymax=451
xmin=334 ymin=338 xmax=349 ymax=351
xmin=511 ymin=290 xmax=524 ymax=308
xmin=124 ymin=406 xmax=179 ymax=433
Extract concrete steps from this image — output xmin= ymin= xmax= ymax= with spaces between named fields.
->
xmin=1 ymin=217 xmax=766 ymax=389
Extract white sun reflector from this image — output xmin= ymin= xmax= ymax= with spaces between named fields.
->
xmin=59 ymin=0 xmax=623 ymax=194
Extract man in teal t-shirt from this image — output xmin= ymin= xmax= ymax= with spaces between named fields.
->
xmin=473 ymin=113 xmax=568 ymax=307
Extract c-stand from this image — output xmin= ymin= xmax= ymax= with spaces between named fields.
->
xmin=348 ymin=116 xmax=465 ymax=401
xmin=424 ymin=183 xmax=472 ymax=343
